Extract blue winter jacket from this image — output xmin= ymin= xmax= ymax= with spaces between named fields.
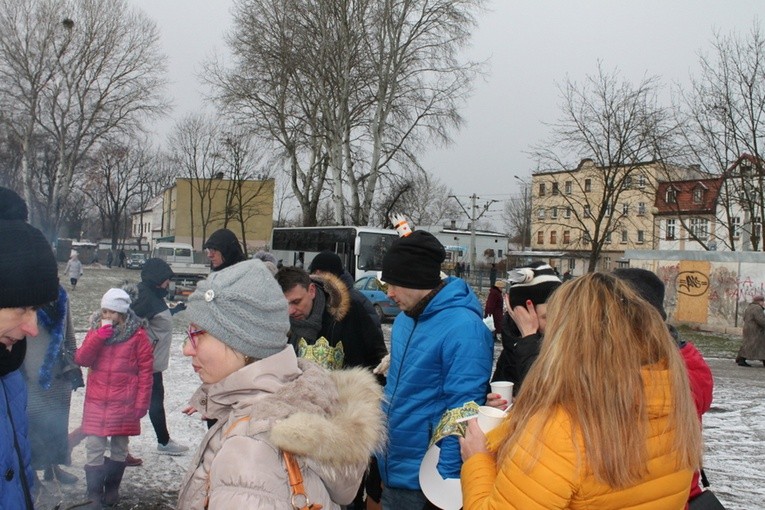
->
xmin=377 ymin=277 xmax=493 ymax=490
xmin=0 ymin=369 xmax=35 ymax=510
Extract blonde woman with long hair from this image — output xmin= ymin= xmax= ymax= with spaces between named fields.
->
xmin=460 ymin=272 xmax=702 ymax=509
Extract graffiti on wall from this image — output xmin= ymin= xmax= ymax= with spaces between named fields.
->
xmin=707 ymin=266 xmax=739 ymax=325
xmin=657 ymin=264 xmax=680 ymax=318
xmin=676 ymin=271 xmax=709 ymax=296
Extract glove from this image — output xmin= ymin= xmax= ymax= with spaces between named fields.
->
xmin=66 ymin=368 xmax=85 ymax=391
xmin=170 ymin=302 xmax=186 ymax=315
xmin=95 ymin=324 xmax=113 ymax=340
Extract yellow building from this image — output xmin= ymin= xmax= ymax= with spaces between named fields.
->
xmin=529 ymin=159 xmax=697 ymax=274
xmin=161 ymin=177 xmax=275 ymax=252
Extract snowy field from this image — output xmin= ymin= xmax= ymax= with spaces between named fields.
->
xmin=30 ymin=266 xmax=765 ymax=509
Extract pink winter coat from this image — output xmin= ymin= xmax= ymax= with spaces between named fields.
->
xmin=75 ymin=312 xmax=154 ymax=436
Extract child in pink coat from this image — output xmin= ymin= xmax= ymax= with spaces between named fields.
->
xmin=75 ymin=288 xmax=153 ymax=508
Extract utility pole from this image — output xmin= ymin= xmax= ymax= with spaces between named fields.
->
xmin=449 ymin=194 xmax=498 ymax=274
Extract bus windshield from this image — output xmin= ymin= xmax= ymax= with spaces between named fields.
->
xmin=357 ymin=232 xmax=398 ymax=272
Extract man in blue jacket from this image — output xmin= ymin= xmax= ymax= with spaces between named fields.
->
xmin=0 ymin=186 xmax=60 ymax=509
xmin=376 ymin=229 xmax=493 ymax=509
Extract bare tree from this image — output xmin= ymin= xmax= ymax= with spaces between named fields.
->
xmin=208 ymin=0 xmax=483 ymax=226
xmin=531 ymin=64 xmax=677 ymax=272
xmin=502 ymin=180 xmax=532 ymax=248
xmin=374 ymin=172 xmax=459 ymax=228
xmin=167 ymin=114 xmax=226 ymax=247
xmin=80 ymin=141 xmax=152 ymax=250
xmin=678 ymin=23 xmax=765 ymax=250
xmin=0 ymin=0 xmax=168 ymax=241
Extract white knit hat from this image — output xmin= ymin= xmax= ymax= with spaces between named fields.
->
xmin=185 ymin=259 xmax=290 ymax=359
xmin=101 ymin=288 xmax=131 ymax=313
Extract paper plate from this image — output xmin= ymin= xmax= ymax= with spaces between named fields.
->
xmin=418 ymin=444 xmax=462 ymax=510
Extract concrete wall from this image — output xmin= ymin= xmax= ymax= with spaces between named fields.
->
xmin=625 ymin=250 xmax=765 ymax=330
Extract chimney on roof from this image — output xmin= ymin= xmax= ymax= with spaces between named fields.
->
xmin=215 ymin=172 xmax=224 ymax=180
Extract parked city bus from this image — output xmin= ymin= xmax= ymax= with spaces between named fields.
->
xmin=270 ymin=226 xmax=399 ymax=279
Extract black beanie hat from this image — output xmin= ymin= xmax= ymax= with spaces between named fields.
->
xmin=507 ymin=261 xmax=561 ymax=308
xmin=308 ymin=251 xmax=343 ymax=276
xmin=613 ymin=268 xmax=667 ymax=320
xmin=141 ymin=258 xmax=174 ymax=286
xmin=382 ymin=230 xmax=445 ymax=289
xmin=0 ymin=187 xmax=59 ymax=308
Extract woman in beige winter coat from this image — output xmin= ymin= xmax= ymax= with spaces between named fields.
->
xmin=177 ymin=260 xmax=385 ymax=510
xmin=736 ymin=295 xmax=765 ymax=367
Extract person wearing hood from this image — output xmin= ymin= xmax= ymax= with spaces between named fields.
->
xmin=21 ymin=284 xmax=83 ymax=486
xmin=203 ymin=228 xmax=246 ymax=272
xmin=375 ymin=229 xmax=493 ymax=509
xmin=75 ymin=288 xmax=154 ymax=509
xmin=129 ymin=258 xmax=188 ymax=460
xmin=64 ymin=251 xmax=83 ymax=289
xmin=0 ymin=186 xmax=60 ymax=509
xmin=177 ymin=259 xmax=385 ymax=509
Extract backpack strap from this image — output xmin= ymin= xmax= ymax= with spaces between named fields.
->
xmin=282 ymin=451 xmax=323 ymax=510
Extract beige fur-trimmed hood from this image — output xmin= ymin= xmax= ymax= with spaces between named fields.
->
xmin=310 ymin=272 xmax=351 ymax=322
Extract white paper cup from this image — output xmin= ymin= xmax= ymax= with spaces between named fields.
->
xmin=477 ymin=405 xmax=506 ymax=433
xmin=101 ymin=319 xmax=113 ymax=327
xmin=490 ymin=381 xmax=514 ymax=404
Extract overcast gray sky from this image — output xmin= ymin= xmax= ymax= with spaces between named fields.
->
xmin=129 ymin=0 xmax=764 ymax=224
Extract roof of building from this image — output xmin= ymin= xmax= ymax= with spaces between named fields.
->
xmin=653 ymin=177 xmax=722 ymax=215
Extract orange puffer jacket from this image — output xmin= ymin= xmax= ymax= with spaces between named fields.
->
xmin=461 ymin=367 xmax=694 ymax=510
xmin=75 ymin=313 xmax=153 ymax=437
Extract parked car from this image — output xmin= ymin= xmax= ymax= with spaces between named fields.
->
xmin=126 ymin=252 xmax=148 ymax=270
xmin=354 ymin=275 xmax=401 ymax=321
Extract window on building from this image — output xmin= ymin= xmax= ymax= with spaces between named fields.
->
xmin=563 ymin=230 xmax=570 ymax=244
xmin=623 ymin=176 xmax=632 ymax=189
xmin=732 ymin=216 xmax=742 ymax=239
xmin=689 ymin=218 xmax=709 ymax=240
xmin=666 ymin=188 xmax=677 ymax=204
xmin=551 ymin=206 xmax=558 ymax=219
xmin=584 ymin=205 xmax=591 ymax=218
xmin=537 ymin=208 xmax=545 ymax=219
xmin=604 ymin=204 xmax=612 ymax=216
xmin=693 ymin=187 xmax=704 ymax=203
xmin=638 ymin=202 xmax=646 ymax=216
xmin=564 ymin=207 xmax=571 ymax=219
xmin=565 ymin=181 xmax=572 ymax=194
xmin=537 ymin=231 xmax=544 ymax=244
xmin=637 ymin=230 xmax=645 ymax=244
xmin=583 ymin=232 xmax=592 ymax=244
xmin=666 ymin=219 xmax=676 ymax=240
xmin=621 ymin=229 xmax=628 ymax=243
xmin=584 ymin=179 xmax=592 ymax=192
xmin=550 ymin=231 xmax=557 ymax=244
xmin=568 ymin=258 xmax=575 ymax=271
xmin=602 ymin=256 xmax=611 ymax=270
xmin=622 ymin=203 xmax=629 ymax=215
xmin=552 ymin=182 xmax=559 ymax=195
xmin=638 ymin=174 xmax=647 ymax=189
xmin=605 ymin=232 xmax=612 ymax=244
xmin=539 ymin=183 xmax=546 ymax=197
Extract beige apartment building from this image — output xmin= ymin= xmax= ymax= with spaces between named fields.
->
xmin=529 ymin=159 xmax=699 ymax=275
xmin=160 ymin=177 xmax=275 ymax=251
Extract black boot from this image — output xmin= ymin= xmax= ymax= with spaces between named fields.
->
xmin=84 ymin=464 xmax=106 ymax=509
xmin=736 ymin=357 xmax=752 ymax=367
xmin=44 ymin=464 xmax=79 ymax=484
xmin=102 ymin=458 xmax=127 ymax=506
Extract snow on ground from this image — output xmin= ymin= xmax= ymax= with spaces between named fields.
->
xmin=29 ymin=266 xmax=765 ymax=509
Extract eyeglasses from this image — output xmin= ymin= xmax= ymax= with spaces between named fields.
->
xmin=185 ymin=325 xmax=205 ymax=349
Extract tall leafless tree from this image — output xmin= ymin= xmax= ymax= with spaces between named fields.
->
xmin=0 ymin=0 xmax=168 ymax=241
xmin=678 ymin=23 xmax=765 ymax=250
xmin=531 ymin=64 xmax=678 ymax=272
xmin=208 ymin=0 xmax=483 ymax=227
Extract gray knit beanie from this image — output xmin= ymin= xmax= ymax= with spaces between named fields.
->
xmin=185 ymin=259 xmax=290 ymax=359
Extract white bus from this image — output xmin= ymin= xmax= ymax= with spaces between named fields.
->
xmin=270 ymin=226 xmax=399 ymax=279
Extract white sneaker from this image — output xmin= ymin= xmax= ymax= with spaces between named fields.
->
xmin=157 ymin=439 xmax=189 ymax=455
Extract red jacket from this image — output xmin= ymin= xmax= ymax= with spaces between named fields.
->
xmin=680 ymin=341 xmax=714 ymax=502
xmin=484 ymin=286 xmax=504 ymax=332
xmin=75 ymin=318 xmax=154 ymax=437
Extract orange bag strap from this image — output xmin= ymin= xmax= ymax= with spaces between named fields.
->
xmin=283 ymin=451 xmax=323 ymax=510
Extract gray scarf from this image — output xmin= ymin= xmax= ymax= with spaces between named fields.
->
xmin=288 ymin=288 xmax=326 ymax=346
